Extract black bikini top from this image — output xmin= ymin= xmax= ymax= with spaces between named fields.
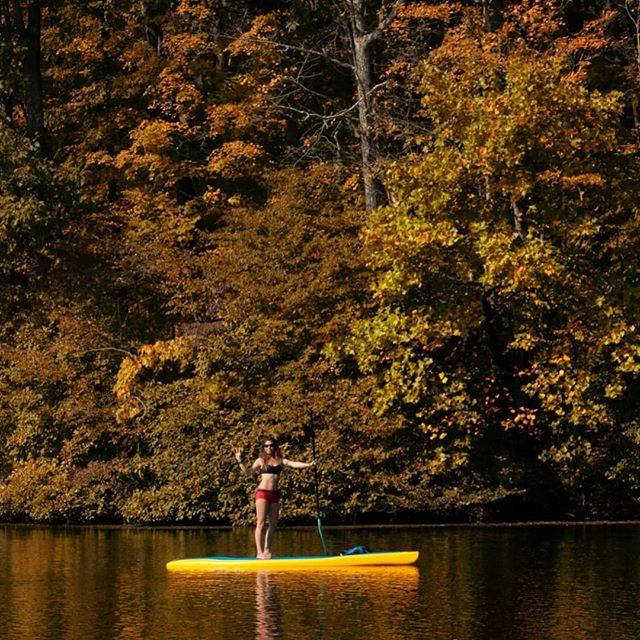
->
xmin=261 ymin=463 xmax=282 ymax=475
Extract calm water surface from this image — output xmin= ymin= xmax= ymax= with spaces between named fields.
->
xmin=0 ymin=524 xmax=638 ymax=639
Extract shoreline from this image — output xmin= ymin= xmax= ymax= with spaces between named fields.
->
xmin=2 ymin=519 xmax=640 ymax=531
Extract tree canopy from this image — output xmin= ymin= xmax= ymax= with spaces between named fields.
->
xmin=0 ymin=0 xmax=640 ymax=523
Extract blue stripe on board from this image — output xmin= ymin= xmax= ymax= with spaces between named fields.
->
xmin=198 ymin=552 xmax=398 ymax=561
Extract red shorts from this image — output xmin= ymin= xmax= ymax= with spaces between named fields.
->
xmin=255 ymin=489 xmax=279 ymax=504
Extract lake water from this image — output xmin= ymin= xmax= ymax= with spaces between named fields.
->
xmin=0 ymin=524 xmax=638 ymax=639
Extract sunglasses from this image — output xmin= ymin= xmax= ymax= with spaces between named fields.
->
xmin=263 ymin=443 xmax=275 ymax=448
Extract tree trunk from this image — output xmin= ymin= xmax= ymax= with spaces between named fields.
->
xmin=482 ymin=0 xmax=504 ymax=32
xmin=347 ymin=0 xmax=398 ymax=212
xmin=22 ymin=1 xmax=45 ymax=141
xmin=352 ymin=29 xmax=380 ymax=211
xmin=0 ymin=0 xmax=14 ymax=122
xmin=140 ymin=0 xmax=162 ymax=55
xmin=7 ymin=0 xmax=46 ymax=143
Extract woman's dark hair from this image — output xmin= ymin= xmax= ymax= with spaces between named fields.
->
xmin=260 ymin=437 xmax=281 ymax=462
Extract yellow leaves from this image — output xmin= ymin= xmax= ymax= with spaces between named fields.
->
xmin=510 ymin=333 xmax=540 ymax=352
xmin=56 ymin=31 xmax=104 ymax=61
xmin=537 ymin=169 xmax=561 ymax=184
xmin=126 ymin=120 xmax=183 ymax=155
xmin=82 ymin=151 xmax=114 ymax=168
xmin=510 ymin=0 xmax=563 ymax=43
xmin=113 ymin=356 xmax=142 ymax=402
xmin=350 ymin=4 xmax=640 ymax=475
xmin=120 ymin=40 xmax=156 ymax=73
xmin=115 ymin=402 xmax=142 ymax=424
xmin=114 ymin=121 xmax=191 ymax=187
xmin=0 ymin=459 xmax=70 ymax=520
xmin=206 ymin=93 xmax=284 ymax=141
xmin=206 ymin=141 xmax=267 ymax=178
xmin=207 ymin=103 xmax=243 ymax=139
xmin=601 ymin=321 xmax=635 ymax=346
xmin=560 ymin=173 xmax=604 ymax=188
xmin=604 ymin=381 xmax=625 ymax=399
xmin=114 ymin=337 xmax=197 ymax=423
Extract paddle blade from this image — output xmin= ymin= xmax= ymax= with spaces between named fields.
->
xmin=317 ymin=517 xmax=329 ymax=556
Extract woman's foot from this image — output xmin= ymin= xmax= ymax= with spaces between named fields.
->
xmin=262 ymin=550 xmax=272 ymax=560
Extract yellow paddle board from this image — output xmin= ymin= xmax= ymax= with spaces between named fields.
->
xmin=167 ymin=550 xmax=419 ymax=572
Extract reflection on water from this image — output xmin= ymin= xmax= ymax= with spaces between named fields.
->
xmin=251 ymin=567 xmax=419 ymax=640
xmin=256 ymin=573 xmax=280 ymax=640
xmin=167 ymin=566 xmax=420 ymax=640
xmin=1 ymin=525 xmax=640 ymax=639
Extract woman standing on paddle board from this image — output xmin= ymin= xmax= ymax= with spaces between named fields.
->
xmin=235 ymin=438 xmax=315 ymax=559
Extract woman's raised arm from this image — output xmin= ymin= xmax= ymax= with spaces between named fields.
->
xmin=234 ymin=448 xmax=262 ymax=476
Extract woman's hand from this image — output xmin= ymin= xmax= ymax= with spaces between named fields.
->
xmin=309 ymin=460 xmax=317 ymax=469
xmin=234 ymin=447 xmax=244 ymax=463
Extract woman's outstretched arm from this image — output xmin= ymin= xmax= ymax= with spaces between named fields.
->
xmin=282 ymin=459 xmax=316 ymax=470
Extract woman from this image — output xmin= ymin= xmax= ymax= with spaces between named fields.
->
xmin=234 ymin=438 xmax=315 ymax=559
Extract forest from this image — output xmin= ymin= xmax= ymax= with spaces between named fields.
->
xmin=1 ymin=0 xmax=640 ymax=524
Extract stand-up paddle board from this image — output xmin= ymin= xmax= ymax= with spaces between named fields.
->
xmin=167 ymin=550 xmax=419 ymax=571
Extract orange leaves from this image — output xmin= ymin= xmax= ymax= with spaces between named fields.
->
xmin=224 ymin=13 xmax=279 ymax=59
xmin=206 ymin=97 xmax=281 ymax=141
xmin=502 ymin=408 xmax=538 ymax=431
xmin=392 ymin=2 xmax=463 ymax=29
xmin=508 ymin=0 xmax=564 ymax=43
xmin=162 ymin=33 xmax=213 ymax=62
xmin=556 ymin=10 xmax=618 ymax=59
xmin=342 ymin=173 xmax=361 ymax=192
xmin=175 ymin=0 xmax=212 ymax=22
xmin=150 ymin=68 xmax=204 ymax=122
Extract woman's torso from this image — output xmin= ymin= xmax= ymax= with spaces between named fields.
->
xmin=257 ymin=457 xmax=282 ymax=491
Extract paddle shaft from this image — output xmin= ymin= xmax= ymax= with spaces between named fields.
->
xmin=310 ymin=428 xmax=329 ymax=555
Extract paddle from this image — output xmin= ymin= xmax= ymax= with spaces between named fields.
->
xmin=305 ymin=412 xmax=329 ymax=556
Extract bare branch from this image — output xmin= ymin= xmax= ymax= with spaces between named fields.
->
xmin=218 ymin=32 xmax=354 ymax=70
xmin=273 ymin=79 xmax=389 ymax=124
xmin=363 ymin=0 xmax=405 ymax=45
xmin=73 ymin=347 xmax=137 ymax=359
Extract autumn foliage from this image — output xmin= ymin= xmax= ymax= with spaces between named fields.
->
xmin=0 ymin=0 xmax=640 ymax=523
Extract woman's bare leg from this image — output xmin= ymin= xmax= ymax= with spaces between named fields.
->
xmin=264 ymin=501 xmax=279 ymax=558
xmin=255 ymin=498 xmax=269 ymax=558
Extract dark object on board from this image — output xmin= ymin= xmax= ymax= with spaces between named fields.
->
xmin=341 ymin=545 xmax=370 ymax=556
